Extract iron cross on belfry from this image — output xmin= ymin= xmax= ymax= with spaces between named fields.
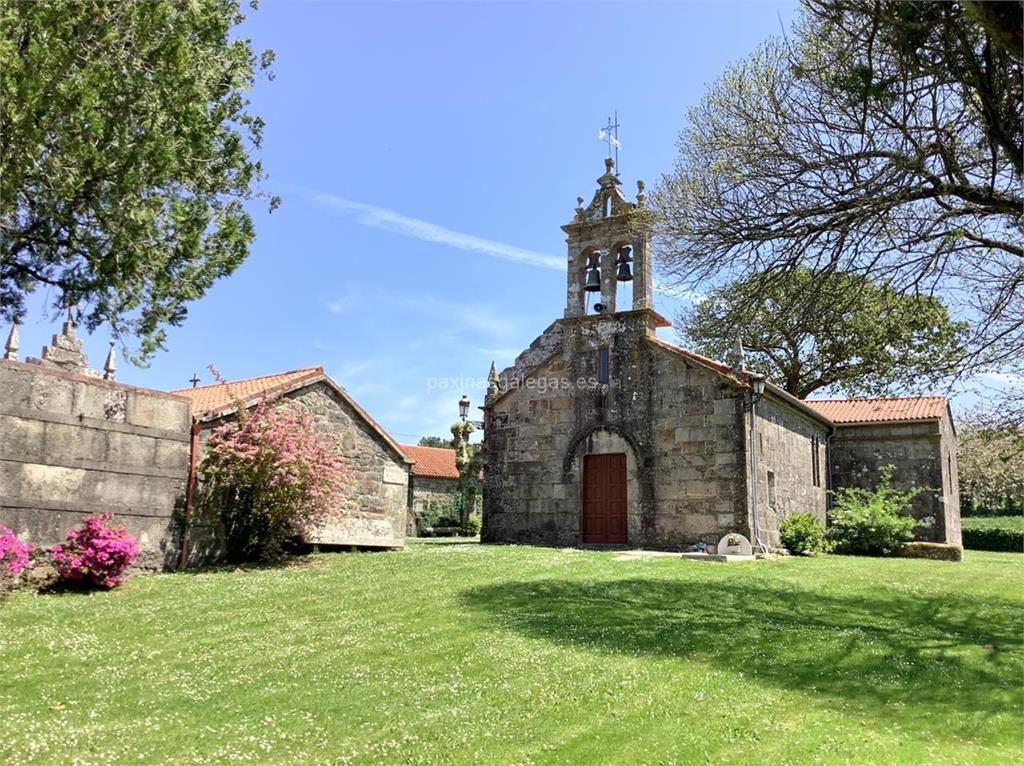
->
xmin=598 ymin=112 xmax=621 ymax=172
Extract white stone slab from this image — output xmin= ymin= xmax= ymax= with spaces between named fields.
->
xmin=716 ymin=532 xmax=753 ymax=557
xmin=307 ymin=516 xmax=402 ymax=548
xmin=382 ymin=465 xmax=408 ymax=485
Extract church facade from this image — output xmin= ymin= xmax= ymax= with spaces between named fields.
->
xmin=481 ymin=158 xmax=961 ymax=552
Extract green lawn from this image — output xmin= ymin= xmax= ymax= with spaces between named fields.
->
xmin=2 ymin=544 xmax=1021 ymax=765
xmin=962 ymin=515 xmax=1024 ymax=531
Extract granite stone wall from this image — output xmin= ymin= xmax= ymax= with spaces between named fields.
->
xmin=749 ymin=395 xmax=829 ymax=548
xmin=188 ymin=380 xmax=409 ymax=560
xmin=407 ymin=475 xmax=460 ymax=535
xmin=0 ymin=359 xmax=191 ymax=569
xmin=483 ymin=312 xmax=755 ymax=550
xmin=828 ymin=411 xmax=961 ymax=545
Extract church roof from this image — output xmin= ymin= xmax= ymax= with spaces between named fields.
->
xmin=171 ymin=366 xmax=412 ymax=464
xmin=647 ymin=337 xmax=741 ymax=380
xmin=401 ymin=445 xmax=460 ymax=480
xmin=649 ymin=337 xmax=835 ymax=426
xmin=803 ymin=396 xmax=948 ymax=424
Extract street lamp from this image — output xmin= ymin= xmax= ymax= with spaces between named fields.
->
xmin=751 ymin=374 xmax=766 ymax=401
xmin=457 ymin=395 xmax=484 ymax=429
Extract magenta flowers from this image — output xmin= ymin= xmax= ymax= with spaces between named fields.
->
xmin=51 ymin=514 xmax=139 ymax=588
xmin=0 ymin=526 xmax=33 ymax=578
xmin=201 ymin=398 xmax=351 ymax=561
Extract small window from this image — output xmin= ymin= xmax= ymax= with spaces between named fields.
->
xmin=767 ymin=470 xmax=777 ymax=509
xmin=597 ymin=347 xmax=610 ymax=383
xmin=811 ymin=436 xmax=821 ymax=488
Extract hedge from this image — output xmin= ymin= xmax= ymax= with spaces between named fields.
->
xmin=896 ymin=542 xmax=963 ymax=562
xmin=961 ymin=525 xmax=1023 ymax=553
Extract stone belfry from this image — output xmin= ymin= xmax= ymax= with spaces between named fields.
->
xmin=561 ymin=156 xmax=654 ymax=319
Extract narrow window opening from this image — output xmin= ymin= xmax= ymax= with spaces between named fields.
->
xmin=811 ymin=436 xmax=821 ymax=487
xmin=767 ymin=470 xmax=777 ymax=509
xmin=597 ymin=347 xmax=610 ymax=384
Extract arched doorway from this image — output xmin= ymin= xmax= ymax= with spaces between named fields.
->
xmin=564 ymin=426 xmax=644 ymax=546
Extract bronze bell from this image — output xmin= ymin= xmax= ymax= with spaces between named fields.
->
xmin=616 ymin=245 xmax=633 ymax=282
xmin=585 ymin=267 xmax=602 ymax=292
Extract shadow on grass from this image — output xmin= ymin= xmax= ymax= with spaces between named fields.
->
xmin=460 ymin=577 xmax=1022 ymax=740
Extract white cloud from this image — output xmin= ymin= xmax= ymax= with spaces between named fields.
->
xmin=313 ymin=192 xmax=709 ymax=306
xmin=312 ymin=193 xmax=565 ymax=271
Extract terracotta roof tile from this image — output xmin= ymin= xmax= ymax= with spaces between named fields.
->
xmin=803 ymin=396 xmax=947 ymax=424
xmin=171 ymin=367 xmax=323 ymax=417
xmin=401 ymin=445 xmax=460 ymax=480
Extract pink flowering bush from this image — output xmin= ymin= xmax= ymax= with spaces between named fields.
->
xmin=200 ymin=398 xmax=351 ymax=562
xmin=1 ymin=526 xmax=33 ymax=578
xmin=51 ymin=514 xmax=139 ymax=588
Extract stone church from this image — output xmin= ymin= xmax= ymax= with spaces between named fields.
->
xmin=481 ymin=158 xmax=961 ymax=552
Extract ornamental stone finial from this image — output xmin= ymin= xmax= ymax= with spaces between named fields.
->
xmin=636 ymin=179 xmax=646 ymax=206
xmin=103 ymin=340 xmax=117 ymax=381
xmin=729 ymin=335 xmax=746 ymax=372
xmin=487 ymin=361 xmax=500 ymax=398
xmin=4 ymin=320 xmax=19 ymax=361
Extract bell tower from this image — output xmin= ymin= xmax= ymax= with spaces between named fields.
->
xmin=561 ymin=157 xmax=654 ymax=320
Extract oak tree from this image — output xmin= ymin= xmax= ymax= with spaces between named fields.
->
xmin=680 ymin=268 xmax=967 ymax=398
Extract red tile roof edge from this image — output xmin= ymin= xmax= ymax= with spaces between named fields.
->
xmin=803 ymin=396 xmax=949 ymax=424
xmin=172 ymin=366 xmax=412 ymax=465
xmin=400 ymin=444 xmax=460 ymax=479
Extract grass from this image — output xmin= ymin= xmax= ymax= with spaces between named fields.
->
xmin=1 ymin=544 xmax=1022 ymax=766
xmin=962 ymin=515 xmax=1024 ymax=531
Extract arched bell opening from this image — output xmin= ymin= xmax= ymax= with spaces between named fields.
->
xmin=580 ymin=246 xmax=605 ymax=316
xmin=611 ymin=240 xmax=634 ymax=311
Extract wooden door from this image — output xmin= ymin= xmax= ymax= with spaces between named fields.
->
xmin=582 ymin=453 xmax=627 ymax=544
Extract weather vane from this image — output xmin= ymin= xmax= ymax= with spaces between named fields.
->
xmin=597 ymin=111 xmax=622 ymax=174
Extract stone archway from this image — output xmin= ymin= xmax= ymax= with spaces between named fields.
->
xmin=563 ymin=426 xmax=644 ymax=545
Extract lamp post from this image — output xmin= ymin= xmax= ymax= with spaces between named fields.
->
xmin=457 ymin=394 xmax=484 ymax=429
xmin=453 ymin=395 xmax=483 ymax=529
xmin=749 ymin=373 xmax=768 ymax=555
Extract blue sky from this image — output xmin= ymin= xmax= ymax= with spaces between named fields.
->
xmin=28 ymin=0 xmax=980 ymax=443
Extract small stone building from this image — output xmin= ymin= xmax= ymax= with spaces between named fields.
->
xmin=482 ymin=157 xmax=962 ymax=552
xmin=401 ymin=444 xmax=461 ymax=534
xmin=172 ymin=367 xmax=411 ymax=560
xmin=804 ymin=397 xmax=961 ymax=546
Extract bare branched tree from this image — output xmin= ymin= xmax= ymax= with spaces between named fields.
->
xmin=653 ymin=0 xmax=1022 ymax=420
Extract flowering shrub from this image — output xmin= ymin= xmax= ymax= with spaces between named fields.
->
xmin=1 ymin=526 xmax=33 ymax=578
xmin=200 ymin=398 xmax=351 ymax=562
xmin=51 ymin=514 xmax=138 ymax=588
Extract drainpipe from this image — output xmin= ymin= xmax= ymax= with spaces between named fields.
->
xmin=178 ymin=420 xmax=201 ymax=569
xmin=748 ymin=376 xmax=768 ymax=555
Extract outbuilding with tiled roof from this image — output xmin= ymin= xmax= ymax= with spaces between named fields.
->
xmin=399 ymin=444 xmax=469 ymax=535
xmin=171 ymin=367 xmax=412 ymax=560
xmin=805 ymin=395 xmax=960 ymax=546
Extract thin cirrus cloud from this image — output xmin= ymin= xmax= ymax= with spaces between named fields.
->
xmin=311 ymin=191 xmax=703 ymax=304
xmin=311 ymin=192 xmax=565 ymax=271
